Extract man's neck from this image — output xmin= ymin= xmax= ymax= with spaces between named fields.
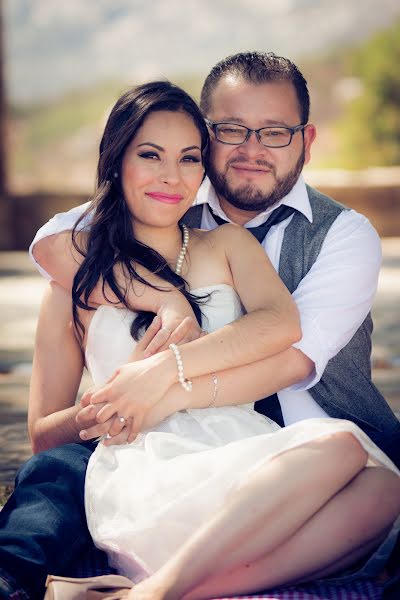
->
xmin=218 ymin=197 xmax=265 ymax=226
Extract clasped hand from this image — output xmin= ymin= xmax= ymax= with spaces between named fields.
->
xmin=77 ymin=309 xmax=202 ymax=445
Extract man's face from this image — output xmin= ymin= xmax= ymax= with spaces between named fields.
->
xmin=205 ymin=77 xmax=316 ymax=222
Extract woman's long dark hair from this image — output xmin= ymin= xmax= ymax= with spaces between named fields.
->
xmin=71 ymin=81 xmax=210 ymax=342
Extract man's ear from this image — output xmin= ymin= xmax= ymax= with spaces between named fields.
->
xmin=303 ymin=124 xmax=317 ymax=165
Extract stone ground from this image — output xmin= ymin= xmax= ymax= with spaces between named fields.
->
xmin=0 ymin=244 xmax=399 ymax=492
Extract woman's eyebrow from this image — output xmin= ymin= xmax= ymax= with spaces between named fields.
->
xmin=136 ymin=143 xmax=201 ymax=152
xmin=181 ymin=145 xmax=201 ymax=152
xmin=137 ymin=142 xmax=164 ymax=151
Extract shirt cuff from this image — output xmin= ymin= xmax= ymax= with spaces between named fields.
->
xmin=29 ymin=227 xmax=54 ymax=280
xmin=28 ymin=202 xmax=92 ymax=279
xmin=284 ymin=315 xmax=329 ymax=391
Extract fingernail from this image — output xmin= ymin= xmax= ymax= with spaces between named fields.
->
xmin=80 ymin=431 xmax=87 ymax=439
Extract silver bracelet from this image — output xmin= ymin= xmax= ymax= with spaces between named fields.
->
xmin=208 ymin=372 xmax=218 ymax=408
xmin=169 ymin=343 xmax=193 ymax=392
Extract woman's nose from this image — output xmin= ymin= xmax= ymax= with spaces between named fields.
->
xmin=159 ymin=161 xmax=180 ymax=185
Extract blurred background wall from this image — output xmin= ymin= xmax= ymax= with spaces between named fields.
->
xmin=1 ymin=0 xmax=400 ymax=248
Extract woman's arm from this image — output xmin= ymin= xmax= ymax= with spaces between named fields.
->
xmin=28 ymin=282 xmax=110 ymax=452
xmin=150 ymin=348 xmax=313 ymax=422
xmin=81 ymin=347 xmax=312 ymax=442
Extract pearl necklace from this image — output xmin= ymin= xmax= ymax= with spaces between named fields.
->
xmin=175 ymin=224 xmax=189 ymax=275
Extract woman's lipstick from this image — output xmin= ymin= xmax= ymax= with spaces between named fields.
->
xmin=146 ymin=192 xmax=183 ymax=204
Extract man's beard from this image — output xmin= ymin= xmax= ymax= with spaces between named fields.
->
xmin=207 ymin=148 xmax=305 ymax=212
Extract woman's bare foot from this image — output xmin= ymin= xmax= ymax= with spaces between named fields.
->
xmin=127 ymin=579 xmax=173 ymax=600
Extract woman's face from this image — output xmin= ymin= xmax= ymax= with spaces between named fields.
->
xmin=121 ymin=110 xmax=204 ymax=229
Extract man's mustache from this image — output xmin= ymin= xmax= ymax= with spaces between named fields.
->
xmin=227 ymin=157 xmax=276 ymax=175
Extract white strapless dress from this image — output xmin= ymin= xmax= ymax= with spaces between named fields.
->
xmin=84 ymin=284 xmax=399 ymax=582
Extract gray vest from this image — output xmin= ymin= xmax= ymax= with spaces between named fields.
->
xmin=183 ymin=186 xmax=400 ymax=465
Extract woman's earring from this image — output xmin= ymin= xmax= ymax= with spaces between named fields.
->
xmin=113 ymin=171 xmax=119 ymax=179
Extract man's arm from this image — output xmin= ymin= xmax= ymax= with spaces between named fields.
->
xmin=287 ymin=209 xmax=382 ymax=390
xmin=29 ymin=202 xmax=91 ymax=279
xmin=83 ymin=211 xmax=381 ymax=434
xmin=33 ymin=227 xmax=202 ymax=351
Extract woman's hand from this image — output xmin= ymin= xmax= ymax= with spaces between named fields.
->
xmin=87 ymin=353 xmax=176 ymax=442
xmin=82 ymin=307 xmax=203 ymax=444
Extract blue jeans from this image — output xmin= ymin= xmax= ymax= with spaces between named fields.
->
xmin=0 ymin=442 xmax=109 ymax=599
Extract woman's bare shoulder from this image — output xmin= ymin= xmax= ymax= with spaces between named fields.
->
xmin=192 ymin=224 xmax=256 ymax=249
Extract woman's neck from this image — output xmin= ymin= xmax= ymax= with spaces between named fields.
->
xmin=133 ymin=223 xmax=184 ymax=268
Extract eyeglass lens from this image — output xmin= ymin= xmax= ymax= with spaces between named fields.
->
xmin=215 ymin=124 xmax=295 ymax=147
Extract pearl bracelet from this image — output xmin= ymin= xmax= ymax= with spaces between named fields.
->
xmin=169 ymin=343 xmax=193 ymax=392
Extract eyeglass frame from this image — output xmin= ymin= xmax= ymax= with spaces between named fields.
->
xmin=204 ymin=118 xmax=307 ymax=148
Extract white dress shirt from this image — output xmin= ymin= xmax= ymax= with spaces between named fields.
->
xmin=29 ymin=175 xmax=382 ymax=425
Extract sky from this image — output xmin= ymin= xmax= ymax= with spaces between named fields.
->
xmin=5 ymin=0 xmax=400 ymax=104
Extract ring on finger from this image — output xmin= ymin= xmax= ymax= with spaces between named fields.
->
xmin=118 ymin=416 xmax=127 ymax=424
xmin=106 ymin=433 xmax=112 ymax=439
xmin=161 ymin=327 xmax=172 ymax=336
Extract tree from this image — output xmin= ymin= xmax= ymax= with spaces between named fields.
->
xmin=339 ymin=20 xmax=400 ymax=168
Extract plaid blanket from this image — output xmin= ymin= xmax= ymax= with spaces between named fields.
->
xmin=212 ymin=578 xmax=383 ymax=599
xmin=69 ymin=546 xmax=391 ymax=599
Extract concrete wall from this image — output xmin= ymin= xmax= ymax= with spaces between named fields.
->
xmin=7 ymin=192 xmax=89 ymax=250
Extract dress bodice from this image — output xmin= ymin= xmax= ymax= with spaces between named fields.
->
xmin=85 ymin=284 xmax=243 ymax=386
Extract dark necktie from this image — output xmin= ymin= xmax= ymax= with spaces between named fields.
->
xmin=210 ymin=203 xmax=297 ymax=427
xmin=209 ymin=204 xmax=296 ymax=243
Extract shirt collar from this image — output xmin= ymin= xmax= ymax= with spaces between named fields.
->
xmin=196 ymin=174 xmax=313 ymax=226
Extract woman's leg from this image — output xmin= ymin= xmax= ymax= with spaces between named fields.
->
xmin=128 ymin=432 xmax=378 ymax=600
xmin=183 ymin=465 xmax=400 ymax=599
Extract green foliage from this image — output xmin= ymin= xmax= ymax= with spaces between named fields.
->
xmin=338 ymin=20 xmax=400 ymax=168
xmin=22 ymin=82 xmax=122 ymax=150
xmin=10 ymin=77 xmax=205 ymax=189
xmin=11 ymin=81 xmax=125 ymax=182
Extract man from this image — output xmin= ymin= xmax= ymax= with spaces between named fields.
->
xmin=1 ymin=51 xmax=399 ymax=599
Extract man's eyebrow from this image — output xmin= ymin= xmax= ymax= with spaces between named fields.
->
xmin=217 ymin=117 xmax=290 ymax=127
xmin=217 ymin=117 xmax=247 ymax=124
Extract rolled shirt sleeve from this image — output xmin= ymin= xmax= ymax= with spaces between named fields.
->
xmin=286 ymin=209 xmax=382 ymax=390
xmin=29 ymin=202 xmax=92 ymax=279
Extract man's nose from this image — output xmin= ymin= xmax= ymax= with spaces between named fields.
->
xmin=238 ymin=130 xmax=267 ymax=157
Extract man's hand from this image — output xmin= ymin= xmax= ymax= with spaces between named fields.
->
xmin=130 ymin=312 xmax=202 ymax=361
xmin=77 ymin=388 xmax=132 ymax=446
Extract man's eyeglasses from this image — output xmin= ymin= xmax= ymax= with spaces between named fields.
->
xmin=205 ymin=119 xmax=307 ymax=148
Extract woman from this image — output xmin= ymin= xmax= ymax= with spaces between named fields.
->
xmin=30 ymin=82 xmax=400 ymax=600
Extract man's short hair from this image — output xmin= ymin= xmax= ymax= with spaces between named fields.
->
xmin=200 ymin=51 xmax=310 ymax=124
